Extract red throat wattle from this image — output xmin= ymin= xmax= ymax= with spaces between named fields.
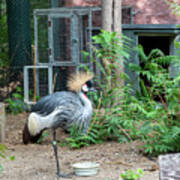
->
xmin=83 ymin=92 xmax=88 ymax=98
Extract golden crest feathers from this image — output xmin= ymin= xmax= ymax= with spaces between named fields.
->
xmin=67 ymin=71 xmax=94 ymax=92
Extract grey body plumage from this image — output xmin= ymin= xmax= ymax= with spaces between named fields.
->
xmin=22 ymin=71 xmax=94 ymax=178
xmin=30 ymin=91 xmax=92 ymax=133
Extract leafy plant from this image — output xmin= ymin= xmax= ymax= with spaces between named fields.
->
xmin=124 ymin=1 xmax=180 ymax=156
xmin=64 ymin=30 xmax=180 ymax=157
xmin=0 ymin=144 xmax=7 ymax=175
xmin=128 ymin=45 xmax=180 ymax=155
xmin=0 ymin=164 xmax=2 ymax=175
xmin=166 ymin=0 xmax=180 ymax=16
xmin=0 ymin=144 xmax=15 ymax=176
xmin=129 ymin=45 xmax=176 ymax=98
xmin=0 ymin=0 xmax=9 ymax=68
xmin=85 ymin=31 xmax=134 ymax=144
xmin=120 ymin=168 xmax=144 ymax=180
xmin=0 ymin=144 xmax=7 ymax=159
xmin=64 ymin=30 xmax=132 ymax=148
xmin=91 ymin=30 xmax=130 ymax=89
xmin=5 ymin=86 xmax=25 ymax=114
xmin=37 ymin=132 xmax=49 ymax=144
xmin=63 ymin=124 xmax=102 ymax=149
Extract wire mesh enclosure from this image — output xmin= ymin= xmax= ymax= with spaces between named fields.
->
xmin=24 ymin=6 xmax=134 ymax=104
xmin=122 ymin=6 xmax=134 ymax=24
xmin=0 ymin=67 xmax=22 ymax=101
xmin=37 ymin=15 xmax=49 ymax=63
xmin=24 ymin=66 xmax=49 ymax=104
xmin=24 ymin=6 xmax=101 ymax=104
xmin=34 ymin=7 xmax=102 ymax=65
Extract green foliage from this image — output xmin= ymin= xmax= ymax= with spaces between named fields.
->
xmin=120 ymin=168 xmax=144 ymax=180
xmin=128 ymin=45 xmax=180 ymax=156
xmin=0 ymin=144 xmax=15 ymax=161
xmin=30 ymin=0 xmax=50 ymax=60
xmin=65 ymin=30 xmax=180 ymax=156
xmin=91 ymin=29 xmax=129 ymax=81
xmin=0 ymin=144 xmax=7 ymax=159
xmin=92 ymin=30 xmax=130 ymax=60
xmin=166 ymin=0 xmax=180 ymax=16
xmin=0 ymin=144 xmax=15 ymax=175
xmin=5 ymin=86 xmax=25 ymax=114
xmin=0 ymin=0 xmax=9 ymax=68
xmin=0 ymin=164 xmax=2 ymax=175
xmin=0 ymin=0 xmax=50 ymax=68
xmin=130 ymin=45 xmax=177 ymax=98
xmin=30 ymin=0 xmax=50 ymax=9
xmin=37 ymin=132 xmax=49 ymax=144
xmin=65 ymin=30 xmax=132 ymax=148
xmin=62 ymin=124 xmax=103 ymax=149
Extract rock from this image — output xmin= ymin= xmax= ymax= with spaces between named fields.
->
xmin=159 ymin=153 xmax=180 ymax=180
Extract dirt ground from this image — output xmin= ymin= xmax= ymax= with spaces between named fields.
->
xmin=1 ymin=113 xmax=159 ymax=180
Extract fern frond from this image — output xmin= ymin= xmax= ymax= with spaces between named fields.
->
xmin=147 ymin=48 xmax=164 ymax=60
xmin=137 ymin=44 xmax=147 ymax=62
xmin=153 ymin=55 xmax=176 ymax=65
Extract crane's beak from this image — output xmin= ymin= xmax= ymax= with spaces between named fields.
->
xmin=89 ymin=87 xmax=97 ymax=92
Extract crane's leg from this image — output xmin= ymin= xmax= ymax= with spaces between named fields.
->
xmin=52 ymin=130 xmax=72 ymax=178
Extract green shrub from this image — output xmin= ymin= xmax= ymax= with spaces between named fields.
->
xmin=120 ymin=168 xmax=144 ymax=180
xmin=65 ymin=30 xmax=180 ymax=156
xmin=5 ymin=86 xmax=25 ymax=114
xmin=0 ymin=1 xmax=9 ymax=68
xmin=37 ymin=132 xmax=49 ymax=144
xmin=65 ymin=30 xmax=132 ymax=148
xmin=0 ymin=144 xmax=15 ymax=176
xmin=128 ymin=45 xmax=180 ymax=155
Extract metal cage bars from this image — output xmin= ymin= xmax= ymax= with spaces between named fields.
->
xmin=24 ymin=7 xmax=101 ymax=104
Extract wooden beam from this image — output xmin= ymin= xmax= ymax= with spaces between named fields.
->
xmin=0 ymin=103 xmax=6 ymax=142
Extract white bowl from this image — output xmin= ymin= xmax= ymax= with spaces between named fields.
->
xmin=72 ymin=161 xmax=100 ymax=176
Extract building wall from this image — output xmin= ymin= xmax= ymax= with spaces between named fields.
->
xmin=65 ymin=0 xmax=180 ymax=24
xmin=123 ymin=0 xmax=180 ymax=24
xmin=65 ymin=0 xmax=100 ymax=7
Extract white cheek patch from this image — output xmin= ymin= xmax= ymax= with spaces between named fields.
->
xmin=82 ymin=84 xmax=88 ymax=92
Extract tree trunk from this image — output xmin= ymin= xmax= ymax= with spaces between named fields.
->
xmin=113 ymin=0 xmax=122 ymax=33
xmin=0 ymin=103 xmax=6 ymax=142
xmin=101 ymin=0 xmax=113 ymax=32
xmin=113 ymin=0 xmax=124 ymax=87
xmin=102 ymin=0 xmax=122 ymax=33
xmin=101 ymin=0 xmax=124 ymax=83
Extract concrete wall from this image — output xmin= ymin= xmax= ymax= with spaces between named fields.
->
xmin=65 ymin=0 xmax=180 ymax=24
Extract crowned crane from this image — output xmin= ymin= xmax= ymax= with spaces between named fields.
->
xmin=22 ymin=71 xmax=94 ymax=178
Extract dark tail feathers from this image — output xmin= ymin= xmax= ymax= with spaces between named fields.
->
xmin=22 ymin=123 xmax=42 ymax=144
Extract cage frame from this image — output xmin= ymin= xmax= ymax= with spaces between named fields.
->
xmin=34 ymin=6 xmax=101 ymax=66
xmin=24 ymin=65 xmax=52 ymax=104
xmin=24 ymin=6 xmax=101 ymax=104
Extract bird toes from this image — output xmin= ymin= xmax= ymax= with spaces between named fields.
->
xmin=57 ymin=172 xmax=72 ymax=179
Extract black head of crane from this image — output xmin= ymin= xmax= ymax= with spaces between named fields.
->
xmin=22 ymin=71 xmax=95 ymax=178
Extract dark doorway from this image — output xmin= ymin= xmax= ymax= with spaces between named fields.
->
xmin=138 ymin=36 xmax=172 ymax=101
xmin=138 ymin=36 xmax=170 ymax=55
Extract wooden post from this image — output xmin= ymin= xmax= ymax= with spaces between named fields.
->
xmin=0 ymin=103 xmax=6 ymax=142
xmin=32 ymin=45 xmax=37 ymax=103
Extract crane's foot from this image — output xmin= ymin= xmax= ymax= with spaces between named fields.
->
xmin=57 ymin=172 xmax=72 ymax=178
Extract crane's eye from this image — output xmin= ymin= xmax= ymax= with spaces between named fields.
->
xmin=86 ymin=80 xmax=92 ymax=88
